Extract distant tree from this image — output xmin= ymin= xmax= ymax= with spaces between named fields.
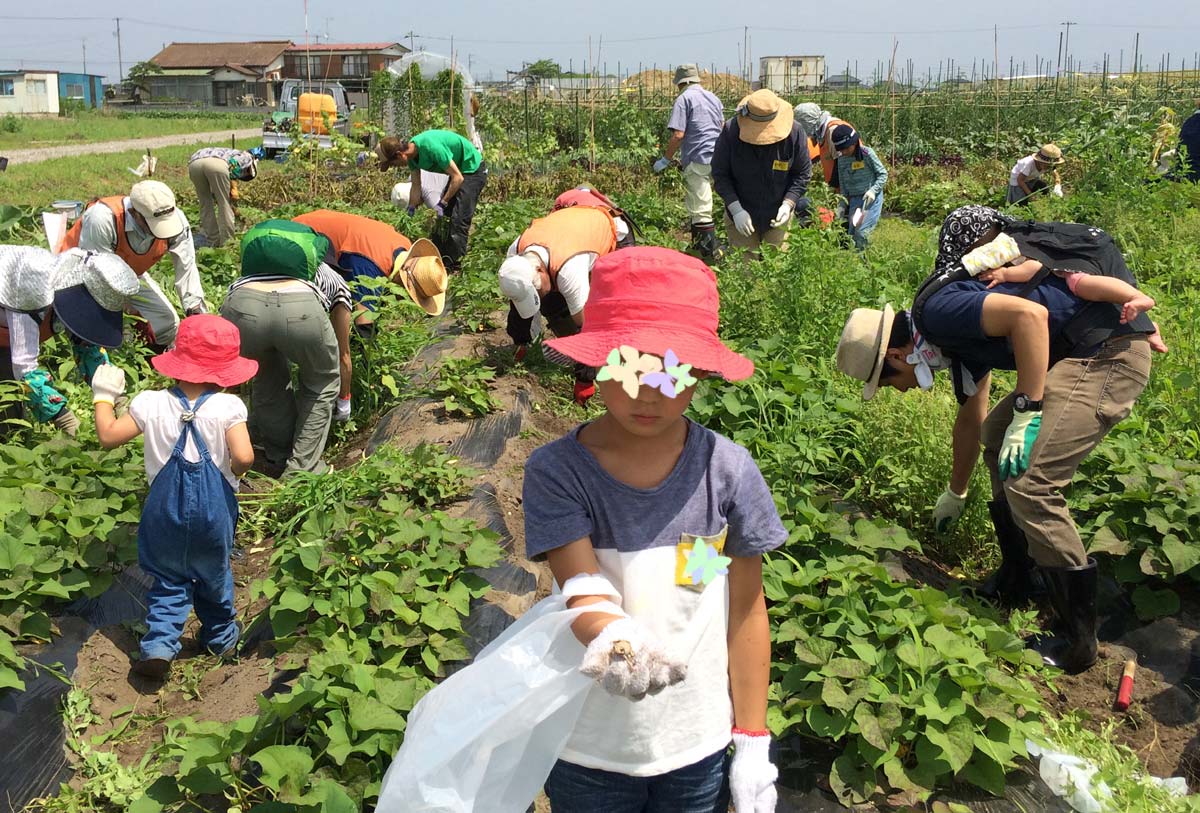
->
xmin=524 ymin=59 xmax=561 ymax=79
xmin=127 ymin=61 xmax=164 ymax=93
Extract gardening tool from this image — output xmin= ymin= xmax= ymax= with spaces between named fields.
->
xmin=1115 ymin=659 xmax=1137 ymax=711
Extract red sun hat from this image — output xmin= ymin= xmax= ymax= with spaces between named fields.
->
xmin=545 ymin=246 xmax=754 ymax=381
xmin=151 ymin=314 xmax=259 ymax=387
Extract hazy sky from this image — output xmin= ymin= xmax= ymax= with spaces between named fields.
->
xmin=3 ymin=0 xmax=1199 ymax=84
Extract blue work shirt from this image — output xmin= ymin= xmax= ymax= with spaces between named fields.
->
xmin=666 ymin=84 xmax=725 ymax=167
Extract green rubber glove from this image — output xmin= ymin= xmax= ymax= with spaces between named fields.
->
xmin=999 ymin=409 xmax=1042 ymax=480
xmin=21 ymin=369 xmax=69 ymax=423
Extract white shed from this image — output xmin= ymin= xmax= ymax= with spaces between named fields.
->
xmin=758 ymin=56 xmax=826 ymax=94
xmin=0 ymin=71 xmax=61 ymax=115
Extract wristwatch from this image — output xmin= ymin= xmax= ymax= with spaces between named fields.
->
xmin=1014 ymin=393 xmax=1043 ymax=412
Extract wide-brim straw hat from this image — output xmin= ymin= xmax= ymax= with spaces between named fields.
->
xmin=735 ymin=89 xmax=793 ymax=145
xmin=836 ymin=305 xmax=895 ymax=401
xmin=393 ymin=238 xmax=448 ymax=316
xmin=674 ymin=64 xmax=701 ymax=86
xmin=1035 ymin=143 xmax=1065 ymax=165
xmin=151 ymin=314 xmax=259 ymax=387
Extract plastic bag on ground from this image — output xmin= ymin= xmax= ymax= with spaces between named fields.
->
xmin=377 ymin=595 xmax=612 ymax=813
xmin=1026 ymin=739 xmax=1190 ymax=813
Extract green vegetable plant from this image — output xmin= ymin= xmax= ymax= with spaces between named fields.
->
xmin=424 ymin=356 xmax=500 ymax=418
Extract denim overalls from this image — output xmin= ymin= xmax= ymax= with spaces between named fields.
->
xmin=137 ymin=389 xmax=239 ymax=661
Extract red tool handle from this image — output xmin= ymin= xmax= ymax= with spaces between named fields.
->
xmin=1115 ymin=660 xmax=1137 ymax=711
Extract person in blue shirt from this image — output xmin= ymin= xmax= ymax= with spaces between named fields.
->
xmin=831 ymin=124 xmax=887 ymax=250
xmin=654 ymin=64 xmax=727 ymax=261
xmin=835 ymin=205 xmax=1162 ymax=675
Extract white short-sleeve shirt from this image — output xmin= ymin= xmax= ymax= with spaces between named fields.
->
xmin=1009 ymin=154 xmax=1043 ymax=186
xmin=129 ymin=390 xmax=248 ymax=490
xmin=504 ymin=216 xmax=630 ymax=316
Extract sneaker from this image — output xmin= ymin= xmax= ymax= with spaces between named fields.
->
xmin=131 ymin=656 xmax=171 ymax=680
xmin=573 ymin=380 xmax=596 ymax=405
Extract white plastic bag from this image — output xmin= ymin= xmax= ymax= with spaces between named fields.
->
xmin=377 ymin=596 xmax=614 ymax=813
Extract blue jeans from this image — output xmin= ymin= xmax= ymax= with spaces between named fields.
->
xmin=137 ymin=390 xmax=239 ymax=661
xmin=846 ymin=192 xmax=883 ymax=250
xmin=544 ymin=748 xmax=731 ymax=813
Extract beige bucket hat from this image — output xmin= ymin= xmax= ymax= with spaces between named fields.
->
xmin=735 ymin=89 xmax=794 ymax=145
xmin=392 ymin=238 xmax=448 ymax=316
xmin=836 ymin=305 xmax=895 ymax=400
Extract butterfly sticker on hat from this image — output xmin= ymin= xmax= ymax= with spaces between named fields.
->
xmin=596 ymin=346 xmax=698 ymax=399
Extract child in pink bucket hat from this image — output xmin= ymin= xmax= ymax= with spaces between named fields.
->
xmin=89 ymin=315 xmax=257 ymax=680
xmin=523 ymin=246 xmax=785 ymax=812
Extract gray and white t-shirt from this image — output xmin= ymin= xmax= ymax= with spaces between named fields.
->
xmin=523 ymin=418 xmax=785 ymax=776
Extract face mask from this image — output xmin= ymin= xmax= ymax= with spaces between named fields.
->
xmin=906 ymin=322 xmax=947 ymax=391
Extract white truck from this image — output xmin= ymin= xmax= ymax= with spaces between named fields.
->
xmin=261 ymin=79 xmax=357 ymax=157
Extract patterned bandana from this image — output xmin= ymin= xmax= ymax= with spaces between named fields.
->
xmin=934 ymin=205 xmax=1014 ymax=276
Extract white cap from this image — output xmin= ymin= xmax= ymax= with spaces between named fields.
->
xmin=498 ymin=253 xmax=541 ymax=319
xmin=129 ymin=180 xmax=184 ymax=240
xmin=391 ymin=181 xmax=412 ymax=207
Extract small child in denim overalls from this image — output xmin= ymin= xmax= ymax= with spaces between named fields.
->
xmin=91 ymin=315 xmax=257 ymax=679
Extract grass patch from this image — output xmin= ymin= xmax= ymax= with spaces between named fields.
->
xmin=0 ymin=110 xmax=263 ymax=151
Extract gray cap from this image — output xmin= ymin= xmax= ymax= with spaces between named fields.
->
xmin=794 ymin=102 xmax=824 ymax=136
xmin=673 ymin=64 xmax=701 ymax=86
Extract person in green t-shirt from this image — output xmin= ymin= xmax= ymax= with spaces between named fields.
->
xmin=377 ymin=130 xmax=488 ymax=271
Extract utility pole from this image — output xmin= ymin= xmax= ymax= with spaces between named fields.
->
xmin=82 ymin=39 xmax=87 ymax=74
xmin=324 ymin=17 xmax=332 ymax=42
xmin=1061 ymin=21 xmax=1076 ymax=76
xmin=403 ymin=30 xmax=416 ymax=55
xmin=743 ymin=26 xmax=749 ymax=83
xmin=114 ymin=17 xmax=124 ymax=83
xmin=1056 ymin=31 xmax=1064 ymax=77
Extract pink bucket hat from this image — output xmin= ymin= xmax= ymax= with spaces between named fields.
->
xmin=151 ymin=314 xmax=258 ymax=387
xmin=545 ymin=246 xmax=753 ymax=381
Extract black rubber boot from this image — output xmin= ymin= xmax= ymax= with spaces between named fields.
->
xmin=976 ymin=499 xmax=1045 ymax=608
xmin=690 ymin=223 xmax=725 ymax=262
xmin=1030 ymin=558 xmax=1099 ymax=674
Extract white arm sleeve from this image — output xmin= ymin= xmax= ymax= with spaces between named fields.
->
xmin=76 ymin=205 xmax=119 ymax=252
xmin=506 ymin=236 xmax=520 ymax=258
xmin=613 ymin=216 xmax=630 ymax=243
xmin=167 ymin=217 xmax=205 ymax=312
xmin=6 ymin=308 xmax=42 ymax=377
xmin=556 ymin=254 xmax=593 ymax=316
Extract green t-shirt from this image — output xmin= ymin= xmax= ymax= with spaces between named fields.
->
xmin=411 ymin=130 xmax=481 ymax=174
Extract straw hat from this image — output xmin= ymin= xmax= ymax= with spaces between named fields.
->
xmin=673 ymin=64 xmax=701 ymax=86
xmin=735 ymin=90 xmax=794 ymax=145
xmin=835 ymin=305 xmax=895 ymax=401
xmin=1035 ymin=143 xmax=1065 ymax=165
xmin=392 ymin=238 xmax=448 ymax=316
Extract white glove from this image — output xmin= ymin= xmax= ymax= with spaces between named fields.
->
xmin=769 ymin=201 xmax=794 ymax=229
xmin=862 ymin=189 xmax=877 ymax=207
xmin=91 ymin=364 xmax=127 ymax=405
xmin=580 ymin=617 xmax=687 ymax=700
xmin=652 ymin=156 xmax=671 ymax=173
xmin=728 ymin=202 xmax=755 ymax=237
xmin=1052 ymin=183 xmax=1064 ymax=198
xmin=334 ymin=396 xmax=351 ymax=422
xmin=932 ymin=487 xmax=968 ymax=532
xmin=730 ymin=731 xmax=778 ymax=812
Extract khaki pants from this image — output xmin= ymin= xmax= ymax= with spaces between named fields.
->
xmin=723 ymin=212 xmax=789 ymax=255
xmin=220 ymin=286 xmax=339 ymax=476
xmin=683 ymin=162 xmax=715 ymax=225
xmin=981 ymin=335 xmax=1151 ymax=567
xmin=189 ymin=157 xmax=235 ymax=245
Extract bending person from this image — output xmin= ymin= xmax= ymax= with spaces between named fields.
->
xmin=60 ymin=180 xmax=206 ymax=348
xmin=377 ymin=131 xmax=487 ymax=271
xmin=499 ymin=201 xmax=630 ymax=404
xmin=188 ymin=147 xmax=259 ymax=247
xmin=220 ymin=220 xmax=352 ymax=475
xmin=0 ymin=246 xmax=139 ymax=435
xmin=835 ymin=205 xmax=1161 ymax=674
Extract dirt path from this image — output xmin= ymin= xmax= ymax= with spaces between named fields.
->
xmin=1 ymin=128 xmax=262 ymax=165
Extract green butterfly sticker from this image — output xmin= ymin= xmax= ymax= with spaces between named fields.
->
xmin=684 ymin=538 xmax=732 ymax=586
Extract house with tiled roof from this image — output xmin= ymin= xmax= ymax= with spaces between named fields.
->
xmin=283 ymin=42 xmax=408 ymax=97
xmin=147 ymin=41 xmax=293 ymax=106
